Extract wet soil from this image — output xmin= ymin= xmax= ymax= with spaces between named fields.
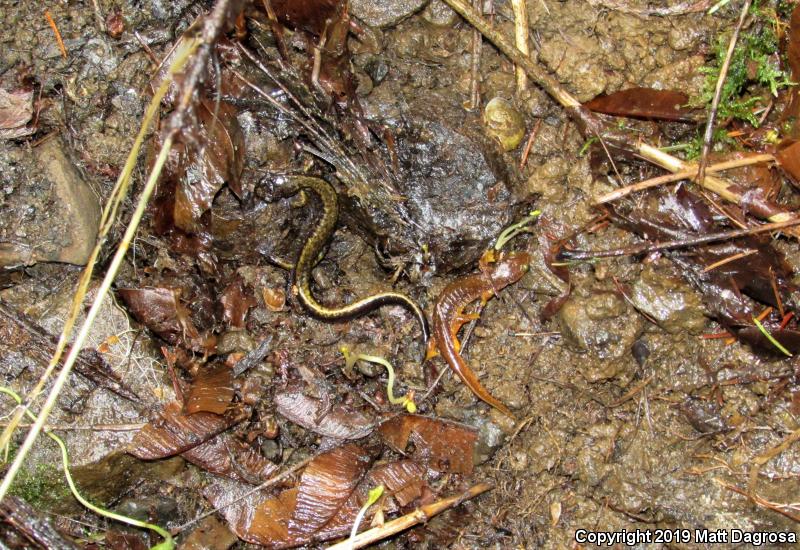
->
xmin=0 ymin=0 xmax=798 ymax=548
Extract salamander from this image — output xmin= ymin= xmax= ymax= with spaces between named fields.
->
xmin=428 ymin=250 xmax=531 ymax=418
xmin=261 ymin=175 xmax=430 ymax=348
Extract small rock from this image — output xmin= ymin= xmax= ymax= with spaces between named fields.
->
xmin=630 ymin=264 xmax=707 ymax=335
xmin=260 ymin=439 xmax=281 ymax=462
xmin=350 ymin=0 xmax=428 ymax=28
xmin=472 ymin=416 xmax=506 ymax=466
xmin=421 ymin=0 xmax=457 ymax=26
xmin=0 ymin=138 xmax=100 ymax=268
xmin=181 ymin=516 xmax=237 ymax=550
xmin=217 ymin=330 xmax=256 ymax=355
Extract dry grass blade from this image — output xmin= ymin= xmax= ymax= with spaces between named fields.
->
xmin=325 ymin=482 xmax=493 ymax=549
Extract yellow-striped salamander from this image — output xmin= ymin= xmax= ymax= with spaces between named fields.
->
xmin=261 ymin=175 xmax=430 ymax=350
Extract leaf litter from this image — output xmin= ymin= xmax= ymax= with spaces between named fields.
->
xmin=7 ymin=0 xmax=800 ymax=547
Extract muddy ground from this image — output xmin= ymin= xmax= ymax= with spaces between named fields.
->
xmin=1 ymin=0 xmax=799 ymax=548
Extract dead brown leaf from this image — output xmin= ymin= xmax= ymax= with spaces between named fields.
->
xmin=379 ymin=415 xmax=477 ymax=475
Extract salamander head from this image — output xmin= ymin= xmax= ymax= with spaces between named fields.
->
xmin=489 ymin=251 xmax=531 ymax=287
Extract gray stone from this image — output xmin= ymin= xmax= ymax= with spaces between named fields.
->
xmin=0 ymin=138 xmax=100 ymax=268
xmin=350 ymin=0 xmax=429 ymax=28
xmin=630 ymin=264 xmax=708 ymax=335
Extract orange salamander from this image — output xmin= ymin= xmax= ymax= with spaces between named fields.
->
xmin=428 ymin=250 xmax=531 ymax=418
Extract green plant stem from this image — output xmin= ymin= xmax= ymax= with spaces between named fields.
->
xmin=494 ymin=211 xmax=541 ymax=250
xmin=752 ymin=317 xmax=793 ymax=357
xmin=341 ymin=347 xmax=416 ymax=412
xmin=0 ymin=387 xmax=173 ymax=549
xmin=347 ymin=485 xmax=384 ymax=550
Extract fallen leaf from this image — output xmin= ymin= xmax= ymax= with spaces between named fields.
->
xmin=275 ymin=388 xmax=375 ymax=439
xmin=584 ymin=87 xmax=699 ymax=122
xmin=182 ymin=433 xmax=278 ymax=482
xmin=185 ymin=364 xmax=235 ymax=415
xmin=288 ymin=443 xmax=372 ymax=536
xmin=378 ymin=415 xmax=478 ymax=474
xmin=776 ymin=141 xmax=800 ymax=183
xmin=129 ymin=401 xmax=247 ymax=459
xmin=117 ymin=287 xmax=198 ymax=344
xmin=220 ymin=278 xmax=256 ymax=329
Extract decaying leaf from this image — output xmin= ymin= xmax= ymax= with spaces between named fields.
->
xmin=182 ymin=432 xmax=277 ymax=482
xmin=220 ymin=278 xmax=256 ymax=329
xmin=379 ymin=415 xmax=478 ymax=474
xmin=776 ymin=141 xmax=800 ymax=183
xmin=0 ymin=88 xmax=34 ymax=139
xmin=185 ymin=364 xmax=234 ymax=415
xmin=129 ymin=401 xmax=247 ymax=459
xmin=364 ymin=459 xmax=427 ymax=508
xmin=584 ymin=87 xmax=699 ymax=122
xmin=288 ymin=443 xmax=372 ymax=536
xmin=117 ymin=287 xmax=199 ymax=344
xmin=206 ymin=444 xmax=371 ymax=548
xmin=274 ymin=387 xmax=375 ymax=439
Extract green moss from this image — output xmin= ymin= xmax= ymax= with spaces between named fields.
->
xmin=691 ymin=5 xmax=794 ymax=128
xmin=9 ymin=463 xmax=71 ymax=509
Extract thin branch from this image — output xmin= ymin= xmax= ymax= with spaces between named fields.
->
xmin=595 ymin=153 xmax=774 ymax=204
xmin=511 ymin=0 xmax=529 ymax=94
xmin=559 ymin=218 xmax=800 ymax=261
xmin=697 ymin=0 xmax=752 ymax=184
xmin=326 ymin=482 xmax=494 ymax=549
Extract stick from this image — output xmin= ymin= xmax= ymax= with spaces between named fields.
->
xmin=326 ymin=482 xmax=494 ymax=549
xmin=697 ymin=0 xmax=752 ymax=184
xmin=510 ymin=0 xmax=529 ymax=94
xmin=559 ymin=218 xmax=800 ymax=261
xmin=595 ymin=153 xmax=775 ymax=204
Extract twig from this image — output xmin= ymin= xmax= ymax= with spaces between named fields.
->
xmin=559 ymin=218 xmax=800 ymax=261
xmin=468 ymin=0 xmax=482 ymax=110
xmin=697 ymin=0 xmax=752 ymax=184
xmin=702 ymin=249 xmax=757 ymax=272
xmin=511 ymin=0 xmax=529 ymax=94
xmin=595 ymin=153 xmax=775 ymax=204
xmin=716 ymin=478 xmax=800 ymax=522
xmin=519 ymin=118 xmax=542 ymax=169
xmin=326 ymin=482 xmax=494 ymax=549
xmin=44 ymin=9 xmax=67 ymax=59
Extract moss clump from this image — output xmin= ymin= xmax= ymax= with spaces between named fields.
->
xmin=692 ymin=4 xmax=794 ymax=127
xmin=9 ymin=463 xmax=71 ymax=509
